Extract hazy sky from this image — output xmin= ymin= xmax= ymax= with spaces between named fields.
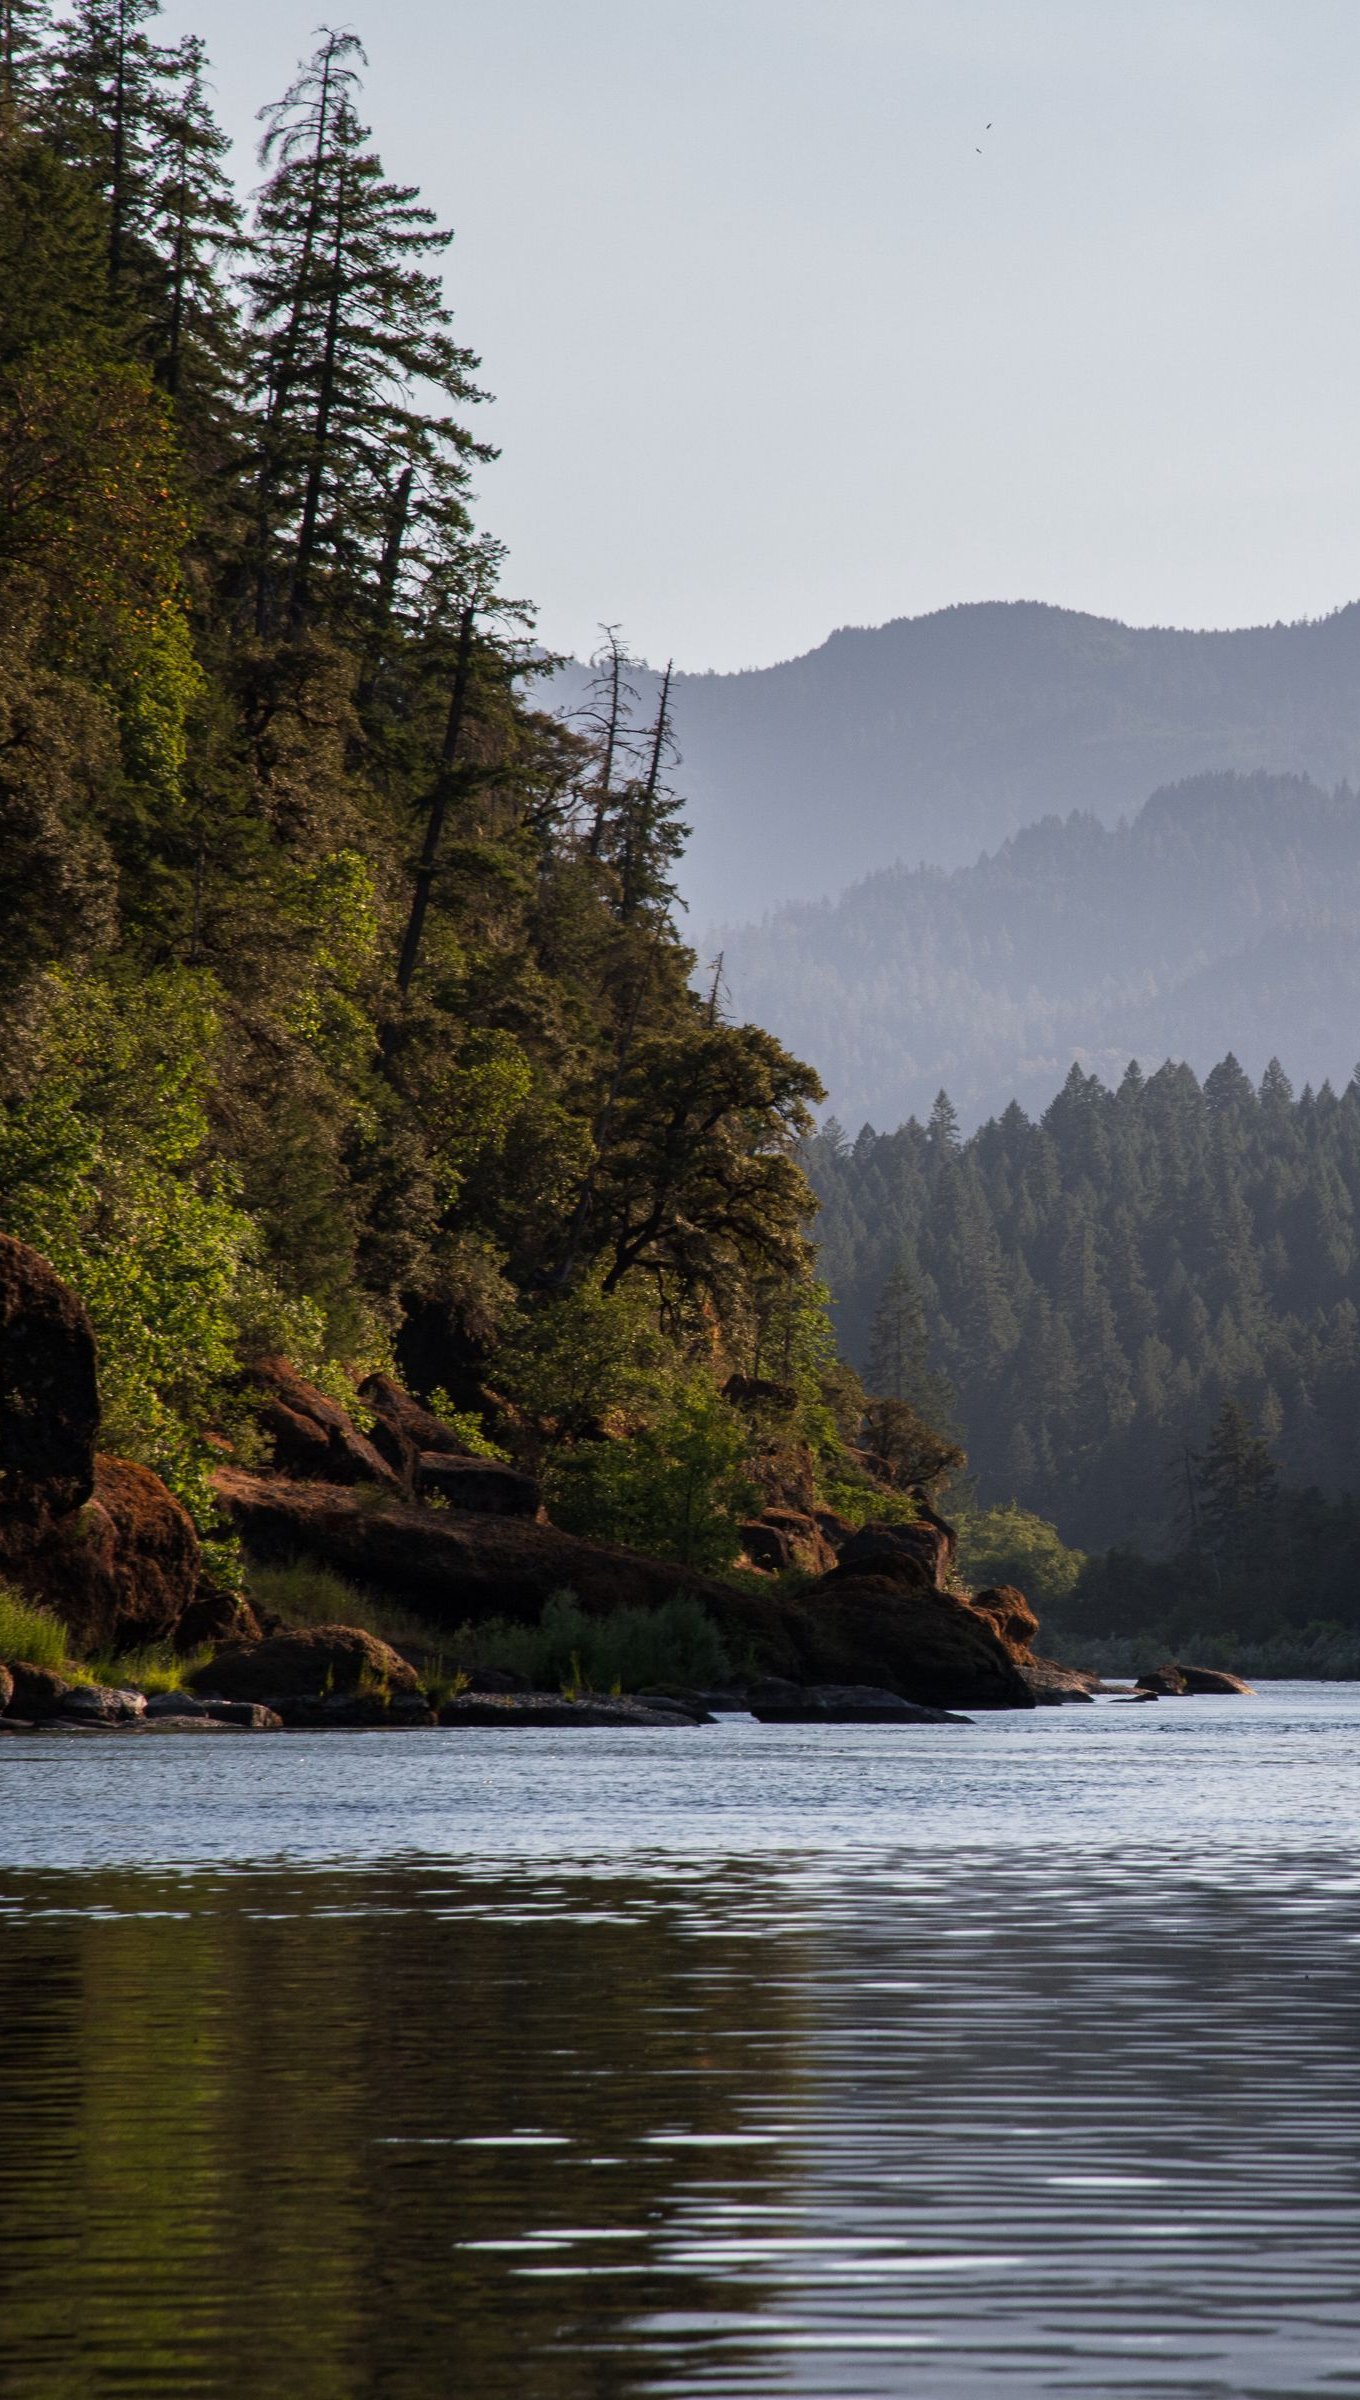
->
xmin=171 ymin=0 xmax=1360 ymax=671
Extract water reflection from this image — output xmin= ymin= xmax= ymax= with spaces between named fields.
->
xmin=3 ymin=1849 xmax=1360 ymax=2395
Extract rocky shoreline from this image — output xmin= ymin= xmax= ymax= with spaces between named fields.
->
xmin=0 ymin=1235 xmax=1251 ymax=1737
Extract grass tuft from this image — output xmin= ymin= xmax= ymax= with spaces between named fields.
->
xmin=0 ymin=1585 xmax=74 ymax=1672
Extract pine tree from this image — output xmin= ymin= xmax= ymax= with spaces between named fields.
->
xmin=0 ymin=0 xmax=49 ymax=115
xmin=928 ymin=1088 xmax=959 ymax=1152
xmin=146 ymin=33 xmax=239 ymax=407
xmin=43 ymin=0 xmax=175 ymax=295
xmin=1196 ymin=1399 xmax=1277 ymax=1562
xmin=246 ymin=33 xmax=488 ymax=632
xmin=611 ymin=661 xmax=688 ymax=924
xmin=866 ymin=1257 xmax=923 ymax=1393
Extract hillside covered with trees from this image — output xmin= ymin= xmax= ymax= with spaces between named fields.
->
xmin=0 ymin=2 xmax=885 ymax=1567
xmin=718 ymin=768 xmax=1360 ymax=1129
xmin=808 ymin=1058 xmax=1360 ymax=1566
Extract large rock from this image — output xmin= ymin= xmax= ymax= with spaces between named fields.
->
xmin=740 ymin=1508 xmax=837 ymax=1575
xmin=836 ymin=1509 xmax=956 ymax=1592
xmin=245 ymin=1357 xmax=398 ymax=1489
xmin=1176 ymin=1662 xmax=1255 ymax=1695
xmin=0 ymin=1233 xmax=98 ymax=1521
xmin=212 ymin=1467 xmax=759 ymax=1631
xmin=6 ymin=1662 xmax=75 ymax=1718
xmin=0 ymin=1662 xmax=12 ymax=1713
xmin=4 ymin=1454 xmax=201 ymax=1654
xmin=749 ymin=1682 xmax=967 ymax=1725
xmin=436 ymin=1692 xmax=702 ymax=1728
xmin=969 ymin=1584 xmax=1041 ymax=1652
xmin=58 ymin=1683 xmax=145 ymax=1724
xmin=414 ymin=1453 xmax=540 ymax=1516
xmin=358 ymin=1373 xmax=475 ymax=1484
xmin=192 ymin=1623 xmax=421 ymax=1705
xmin=787 ymin=1571 xmax=1036 ymax=1711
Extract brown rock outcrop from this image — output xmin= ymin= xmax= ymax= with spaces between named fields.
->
xmin=4 ymin=1454 xmax=201 ymax=1655
xmin=740 ymin=1508 xmax=838 ymax=1576
xmin=358 ymin=1373 xmax=476 ymax=1484
xmin=212 ymin=1466 xmax=757 ymax=1632
xmin=192 ymin=1623 xmax=421 ymax=1705
xmin=6 ymin=1662 xmax=75 ymax=1718
xmin=245 ymin=1357 xmax=398 ymax=1489
xmin=0 ymin=1662 xmax=12 ymax=1713
xmin=1177 ymin=1662 xmax=1254 ymax=1694
xmin=836 ymin=1510 xmax=956 ymax=1592
xmin=786 ymin=1569 xmax=1036 ymax=1712
xmin=0 ymin=1233 xmax=98 ymax=1521
xmin=414 ymin=1453 xmax=540 ymax=1516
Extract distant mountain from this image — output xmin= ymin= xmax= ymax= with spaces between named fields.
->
xmin=714 ymin=770 xmax=1360 ymax=1130
xmin=546 ymin=599 xmax=1360 ymax=927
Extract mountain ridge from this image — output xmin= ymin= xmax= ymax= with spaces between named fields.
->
xmin=547 ymin=597 xmax=1360 ymax=928
xmin=715 ymin=767 xmax=1360 ymax=1130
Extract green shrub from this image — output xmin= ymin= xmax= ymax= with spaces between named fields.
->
xmin=545 ymin=1379 xmax=756 ymax=1571
xmin=456 ymin=1588 xmax=730 ymax=1694
xmin=956 ymin=1501 xmax=1086 ymax=1609
xmin=0 ymin=1586 xmax=73 ymax=1670
xmin=495 ymin=1277 xmax=666 ymax=1439
xmin=83 ymin=1641 xmax=215 ymax=1694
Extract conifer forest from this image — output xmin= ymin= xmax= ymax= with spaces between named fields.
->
xmin=0 ymin=2 xmax=849 ymax=1570
xmin=3 ymin=0 xmax=1360 ymax=1660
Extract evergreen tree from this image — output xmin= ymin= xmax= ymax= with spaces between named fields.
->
xmin=928 ymin=1088 xmax=959 ymax=1152
xmin=246 ymin=32 xmax=488 ymax=631
xmin=43 ymin=0 xmax=175 ymax=296
xmin=0 ymin=0 xmax=49 ymax=115
xmin=146 ymin=33 xmax=239 ymax=408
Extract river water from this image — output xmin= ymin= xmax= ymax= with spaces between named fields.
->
xmin=2 ymin=1687 xmax=1359 ymax=2397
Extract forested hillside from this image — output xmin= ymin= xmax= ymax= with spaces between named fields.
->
xmin=718 ymin=769 xmax=1360 ymax=1129
xmin=807 ymin=1059 xmax=1360 ymax=1554
xmin=551 ymin=600 xmax=1360 ymax=926
xmin=0 ymin=4 xmax=856 ymax=1560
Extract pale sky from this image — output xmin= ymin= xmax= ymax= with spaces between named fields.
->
xmin=174 ymin=0 xmax=1360 ymax=672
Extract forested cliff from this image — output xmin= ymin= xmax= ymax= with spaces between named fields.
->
xmin=0 ymin=4 xmax=846 ymax=1554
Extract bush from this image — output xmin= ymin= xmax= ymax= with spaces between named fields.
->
xmin=456 ymin=1588 xmax=730 ymax=1694
xmin=957 ymin=1501 xmax=1086 ymax=1608
xmin=0 ymin=1584 xmax=72 ymax=1669
xmin=545 ymin=1379 xmax=756 ymax=1571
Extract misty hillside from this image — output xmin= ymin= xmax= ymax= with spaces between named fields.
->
xmin=548 ymin=599 xmax=1360 ymax=926
xmin=715 ymin=770 xmax=1360 ymax=1130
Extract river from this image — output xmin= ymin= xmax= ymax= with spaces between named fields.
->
xmin=2 ymin=1686 xmax=1358 ymax=2396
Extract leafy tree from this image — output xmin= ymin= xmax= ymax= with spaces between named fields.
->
xmin=545 ymin=1377 xmax=757 ymax=1571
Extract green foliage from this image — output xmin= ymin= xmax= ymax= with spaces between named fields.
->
xmin=808 ymin=1054 xmax=1360 ymax=1552
xmin=83 ymin=1640 xmax=214 ymax=1693
xmin=0 ymin=23 xmax=829 ymax=1550
xmin=495 ymin=1276 xmax=666 ymax=1438
xmin=956 ymin=1502 xmax=1086 ymax=1608
xmin=0 ymin=971 xmax=258 ymax=1510
xmin=545 ymin=1379 xmax=757 ymax=1571
xmin=455 ymin=1589 xmax=730 ymax=1694
xmin=244 ymin=1557 xmax=429 ymax=1652
xmin=1063 ymin=1624 xmax=1360 ymax=1682
xmin=423 ymin=1392 xmax=509 ymax=1462
xmin=0 ymin=1583 xmax=71 ymax=1669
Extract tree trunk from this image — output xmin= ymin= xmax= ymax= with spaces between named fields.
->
xmin=380 ymin=601 xmax=477 ymax=1047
